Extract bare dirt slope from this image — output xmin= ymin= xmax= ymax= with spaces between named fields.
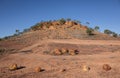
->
xmin=0 ymin=39 xmax=120 ymax=78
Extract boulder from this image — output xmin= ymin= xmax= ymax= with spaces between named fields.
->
xmin=9 ymin=64 xmax=18 ymax=71
xmin=103 ymin=64 xmax=111 ymax=71
xmin=35 ymin=67 xmax=42 ymax=72
xmin=82 ymin=65 xmax=90 ymax=71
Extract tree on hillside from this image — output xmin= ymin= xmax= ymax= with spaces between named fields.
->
xmin=15 ymin=29 xmax=20 ymax=35
xmin=59 ymin=18 xmax=66 ymax=25
xmin=94 ymin=26 xmax=100 ymax=31
xmin=104 ymin=29 xmax=112 ymax=35
xmin=86 ymin=22 xmax=90 ymax=25
xmin=23 ymin=28 xmax=31 ymax=33
xmin=104 ymin=29 xmax=118 ymax=37
xmin=86 ymin=28 xmax=94 ymax=35
xmin=66 ymin=18 xmax=71 ymax=21
xmin=74 ymin=20 xmax=81 ymax=24
xmin=112 ymin=32 xmax=118 ymax=37
xmin=0 ymin=38 xmax=2 ymax=41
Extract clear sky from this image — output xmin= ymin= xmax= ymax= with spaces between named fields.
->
xmin=0 ymin=0 xmax=120 ymax=38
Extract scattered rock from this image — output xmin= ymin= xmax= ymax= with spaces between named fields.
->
xmin=50 ymin=48 xmax=79 ymax=55
xmin=68 ymin=49 xmax=78 ymax=55
xmin=35 ymin=67 xmax=43 ymax=72
xmin=9 ymin=64 xmax=18 ymax=71
xmin=103 ymin=64 xmax=111 ymax=71
xmin=82 ymin=65 xmax=90 ymax=71
xmin=61 ymin=69 xmax=66 ymax=72
xmin=61 ymin=48 xmax=68 ymax=54
xmin=52 ymin=49 xmax=62 ymax=55
xmin=69 ymin=49 xmax=75 ymax=55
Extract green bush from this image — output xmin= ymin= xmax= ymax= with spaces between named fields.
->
xmin=112 ymin=32 xmax=118 ymax=37
xmin=104 ymin=29 xmax=112 ymax=35
xmin=59 ymin=18 xmax=66 ymax=25
xmin=0 ymin=38 xmax=2 ymax=41
xmin=94 ymin=26 xmax=100 ymax=31
xmin=31 ymin=23 xmax=43 ymax=31
xmin=0 ymin=48 xmax=6 ymax=55
xmin=86 ymin=28 xmax=94 ymax=35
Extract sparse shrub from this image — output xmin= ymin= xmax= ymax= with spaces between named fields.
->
xmin=104 ymin=29 xmax=112 ymax=35
xmin=112 ymin=32 xmax=118 ymax=37
xmin=86 ymin=28 xmax=94 ymax=35
xmin=23 ymin=28 xmax=31 ymax=33
xmin=0 ymin=48 xmax=5 ymax=52
xmin=0 ymin=38 xmax=3 ymax=41
xmin=59 ymin=18 xmax=66 ymax=25
xmin=31 ymin=23 xmax=43 ymax=31
xmin=0 ymin=48 xmax=6 ymax=55
xmin=94 ymin=26 xmax=100 ymax=31
xmin=103 ymin=64 xmax=111 ymax=71
xmin=15 ymin=29 xmax=20 ymax=35
xmin=9 ymin=64 xmax=18 ymax=71
xmin=43 ymin=50 xmax=50 ymax=54
xmin=104 ymin=29 xmax=118 ymax=37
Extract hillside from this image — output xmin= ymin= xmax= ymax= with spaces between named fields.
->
xmin=0 ymin=19 xmax=120 ymax=78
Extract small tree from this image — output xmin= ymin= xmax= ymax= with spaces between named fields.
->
xmin=16 ymin=29 xmax=19 ymax=34
xmin=94 ymin=26 xmax=100 ymax=31
xmin=86 ymin=22 xmax=90 ymax=25
xmin=74 ymin=20 xmax=81 ymax=24
xmin=15 ymin=29 xmax=20 ymax=35
xmin=59 ymin=18 xmax=66 ymax=25
xmin=23 ymin=28 xmax=30 ymax=33
xmin=0 ymin=38 xmax=2 ymax=41
xmin=112 ymin=32 xmax=118 ymax=37
xmin=104 ymin=29 xmax=112 ymax=35
xmin=66 ymin=18 xmax=71 ymax=21
xmin=86 ymin=28 xmax=94 ymax=35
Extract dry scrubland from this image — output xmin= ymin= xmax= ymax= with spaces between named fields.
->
xmin=0 ymin=39 xmax=120 ymax=78
xmin=0 ymin=20 xmax=120 ymax=78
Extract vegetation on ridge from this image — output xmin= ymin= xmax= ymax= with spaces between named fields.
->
xmin=0 ymin=18 xmax=119 ymax=41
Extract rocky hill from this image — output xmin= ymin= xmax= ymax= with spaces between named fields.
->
xmin=0 ymin=19 xmax=120 ymax=78
xmin=24 ymin=19 xmax=119 ymax=40
xmin=0 ymin=19 xmax=119 ymax=56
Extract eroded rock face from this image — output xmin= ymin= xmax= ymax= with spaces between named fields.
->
xmin=49 ymin=26 xmax=55 ymax=30
xmin=52 ymin=21 xmax=60 ymax=26
xmin=103 ymin=64 xmax=111 ymax=71
xmin=65 ymin=21 xmax=78 ymax=26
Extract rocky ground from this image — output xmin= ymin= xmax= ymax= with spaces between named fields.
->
xmin=0 ymin=39 xmax=120 ymax=78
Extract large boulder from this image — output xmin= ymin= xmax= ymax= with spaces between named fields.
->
xmin=9 ymin=64 xmax=18 ymax=71
xmin=52 ymin=49 xmax=62 ymax=55
xmin=82 ymin=65 xmax=90 ymax=71
xmin=103 ymin=64 xmax=111 ymax=71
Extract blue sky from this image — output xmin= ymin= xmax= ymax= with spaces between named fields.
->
xmin=0 ymin=0 xmax=120 ymax=38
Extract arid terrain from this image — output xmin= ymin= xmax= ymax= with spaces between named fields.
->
xmin=0 ymin=39 xmax=120 ymax=78
xmin=0 ymin=20 xmax=120 ymax=78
